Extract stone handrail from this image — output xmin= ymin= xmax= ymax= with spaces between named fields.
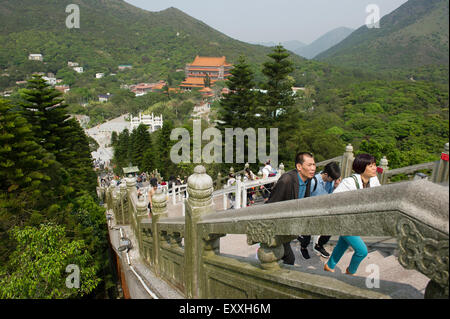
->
xmin=105 ymin=164 xmax=448 ymax=299
xmin=214 ymin=163 xmax=285 ymax=190
xmin=316 ymin=155 xmax=344 ymax=167
xmin=104 ymin=143 xmax=449 ymax=299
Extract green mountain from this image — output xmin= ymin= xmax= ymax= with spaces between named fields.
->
xmin=316 ymin=0 xmax=449 ymax=71
xmin=250 ymin=41 xmax=308 ymax=53
xmin=294 ymin=27 xmax=354 ymax=59
xmin=0 ymin=0 xmax=306 ymax=88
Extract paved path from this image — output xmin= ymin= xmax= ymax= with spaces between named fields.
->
xmin=86 ymin=114 xmax=130 ymax=163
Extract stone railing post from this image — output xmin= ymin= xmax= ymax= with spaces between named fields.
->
xmin=242 ymin=178 xmax=247 ymax=208
xmin=151 ymin=188 xmax=168 ymax=276
xmin=184 ymin=165 xmax=214 ymax=299
xmin=126 ymin=175 xmax=137 ymax=226
xmin=278 ymin=163 xmax=285 ymax=176
xmin=119 ymin=183 xmax=128 ymax=224
xmin=432 ymin=143 xmax=449 ymax=184
xmin=378 ymin=156 xmax=389 ymax=184
xmin=136 ymin=196 xmax=148 ymax=253
xmin=235 ymin=176 xmax=242 ymax=209
xmin=223 ymin=185 xmax=228 ymax=210
xmin=341 ymin=144 xmax=354 ymax=178
xmin=216 ymin=172 xmax=222 ymax=190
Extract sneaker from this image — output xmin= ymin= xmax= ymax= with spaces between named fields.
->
xmin=300 ymin=248 xmax=310 ymax=260
xmin=313 ymin=244 xmax=330 ymax=258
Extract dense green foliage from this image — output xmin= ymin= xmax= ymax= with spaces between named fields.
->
xmin=0 ymin=0 xmax=302 ymax=92
xmin=216 ymin=47 xmax=448 ymax=170
xmin=0 ymin=77 xmax=117 ymax=299
xmin=0 ymin=224 xmax=100 ymax=299
xmin=316 ymin=0 xmax=449 ymax=78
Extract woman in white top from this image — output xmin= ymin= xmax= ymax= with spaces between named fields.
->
xmin=324 ymin=153 xmax=381 ymax=275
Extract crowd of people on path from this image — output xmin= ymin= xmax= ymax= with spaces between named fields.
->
xmin=226 ymin=160 xmax=277 ymax=209
xmin=224 ymin=151 xmax=382 ymax=276
xmin=266 ymin=151 xmax=381 ymax=276
xmin=103 ymin=150 xmax=381 ymax=276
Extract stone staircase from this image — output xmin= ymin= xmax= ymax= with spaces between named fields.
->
xmin=219 ymin=234 xmax=429 ymax=299
xmin=160 ymin=190 xmax=431 ymax=299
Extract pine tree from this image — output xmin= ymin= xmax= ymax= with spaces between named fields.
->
xmin=217 ymin=56 xmax=259 ymax=130
xmin=131 ymin=124 xmax=151 ymax=170
xmin=261 ymin=46 xmax=299 ymax=165
xmin=58 ymin=118 xmax=97 ymax=196
xmin=111 ymin=131 xmax=118 ymax=147
xmin=216 ymin=56 xmax=262 ymax=168
xmin=19 ymin=75 xmax=71 ymax=160
xmin=113 ymin=128 xmax=130 ymax=174
xmin=261 ymin=45 xmax=295 ymax=125
xmin=155 ymin=120 xmax=175 ymax=179
xmin=204 ymin=74 xmax=211 ymax=88
xmin=0 ymin=98 xmax=67 ymax=261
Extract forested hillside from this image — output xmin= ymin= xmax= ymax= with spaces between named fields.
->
xmin=316 ymin=0 xmax=449 ymax=77
xmin=0 ymin=0 xmax=307 ymax=89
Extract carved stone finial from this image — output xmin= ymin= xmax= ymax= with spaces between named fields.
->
xmin=187 ymin=165 xmax=213 ymax=207
xmin=380 ymin=156 xmax=388 ymax=168
xmin=126 ymin=176 xmax=136 ymax=189
xmin=136 ymin=195 xmax=148 ymax=216
xmin=152 ymin=188 xmax=167 ymax=215
xmin=345 ymin=144 xmax=353 ymax=153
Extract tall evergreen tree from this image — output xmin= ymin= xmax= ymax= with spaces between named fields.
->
xmin=261 ymin=45 xmax=295 ymax=125
xmin=19 ymin=75 xmax=71 ymax=161
xmin=261 ymin=46 xmax=300 ymax=165
xmin=110 ymin=131 xmax=118 ymax=147
xmin=0 ymin=98 xmax=67 ymax=261
xmin=218 ymin=56 xmax=259 ymax=130
xmin=204 ymin=74 xmax=211 ymax=88
xmin=155 ymin=120 xmax=175 ymax=179
xmin=131 ymin=124 xmax=151 ymax=170
xmin=59 ymin=118 xmax=97 ymax=196
xmin=112 ymin=128 xmax=130 ymax=174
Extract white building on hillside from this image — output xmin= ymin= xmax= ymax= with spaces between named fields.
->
xmin=130 ymin=112 xmax=163 ymax=133
xmin=43 ymin=76 xmax=57 ymax=85
xmin=73 ymin=66 xmax=84 ymax=73
xmin=29 ymin=54 xmax=43 ymax=61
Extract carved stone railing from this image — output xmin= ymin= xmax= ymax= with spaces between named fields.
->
xmin=318 ymin=143 xmax=449 ymax=184
xmin=105 ymin=162 xmax=449 ymax=299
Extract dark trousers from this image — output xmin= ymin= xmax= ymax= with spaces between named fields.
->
xmin=282 ymin=242 xmax=296 ymax=265
xmin=299 ymin=235 xmax=331 ymax=249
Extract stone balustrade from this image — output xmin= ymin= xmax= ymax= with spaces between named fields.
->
xmin=104 ymin=143 xmax=449 ymax=299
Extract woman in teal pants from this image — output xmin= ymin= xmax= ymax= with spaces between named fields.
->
xmin=324 ymin=154 xmax=380 ymax=275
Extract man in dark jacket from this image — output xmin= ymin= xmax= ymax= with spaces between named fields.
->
xmin=267 ymin=152 xmax=316 ymax=265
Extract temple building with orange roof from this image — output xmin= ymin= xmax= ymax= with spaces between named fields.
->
xmin=198 ymin=87 xmax=214 ymax=98
xmin=180 ymin=56 xmax=232 ymax=90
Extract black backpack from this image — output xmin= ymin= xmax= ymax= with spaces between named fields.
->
xmin=311 ymin=176 xmax=318 ymax=193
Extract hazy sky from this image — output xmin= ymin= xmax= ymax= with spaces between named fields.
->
xmin=125 ymin=0 xmax=408 ymax=44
